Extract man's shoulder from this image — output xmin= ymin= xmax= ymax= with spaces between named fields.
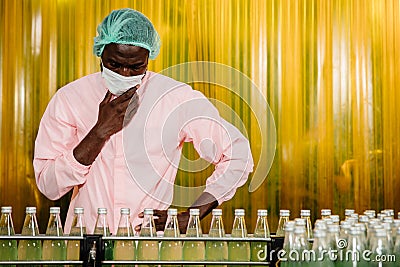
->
xmin=147 ymin=72 xmax=188 ymax=89
xmin=58 ymin=72 xmax=102 ymax=93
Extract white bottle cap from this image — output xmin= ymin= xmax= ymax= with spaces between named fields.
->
xmin=300 ymin=210 xmax=310 ymax=217
xmin=257 ymin=209 xmax=268 ymax=216
xmin=168 ymin=208 xmax=178 ymax=216
xmin=97 ymin=208 xmax=107 ymax=214
xmin=74 ymin=207 xmax=84 ymax=214
xmin=234 ymin=209 xmax=245 ymax=216
xmin=279 ymin=209 xmax=290 ymax=217
xmin=144 ymin=208 xmax=154 ymax=215
xmin=49 ymin=207 xmax=61 ymax=214
xmin=1 ymin=206 xmax=12 ymax=213
xmin=294 ymin=218 xmax=306 ymax=226
xmin=330 ymin=215 xmax=340 ymax=223
xmin=321 ymin=209 xmax=331 ymax=216
xmin=26 ymin=207 xmax=36 ymax=213
xmin=345 ymin=209 xmax=355 ymax=216
xmin=284 ymin=221 xmax=295 ymax=231
xmin=189 ymin=208 xmax=200 ymax=216
xmin=120 ymin=208 xmax=130 ymax=215
xmin=212 ymin=209 xmax=223 ymax=216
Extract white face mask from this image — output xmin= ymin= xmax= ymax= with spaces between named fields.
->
xmin=101 ymin=63 xmax=145 ymax=96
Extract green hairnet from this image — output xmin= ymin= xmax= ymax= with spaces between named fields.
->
xmin=93 ymin=8 xmax=161 ymax=59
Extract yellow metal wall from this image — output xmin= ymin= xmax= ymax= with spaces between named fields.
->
xmin=1 ymin=0 xmax=399 ymax=233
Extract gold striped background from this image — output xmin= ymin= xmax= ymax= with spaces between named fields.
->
xmin=1 ymin=0 xmax=399 ymax=233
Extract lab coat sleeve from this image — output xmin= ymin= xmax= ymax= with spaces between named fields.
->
xmin=33 ymin=91 xmax=91 ymax=200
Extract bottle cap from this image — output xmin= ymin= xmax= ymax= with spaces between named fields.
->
xmin=354 ymin=223 xmax=366 ymax=232
xmin=330 ymin=215 xmax=340 ymax=223
xmin=97 ymin=208 xmax=107 ymax=214
xmin=189 ymin=208 xmax=200 ymax=216
xmin=374 ymin=228 xmax=386 ymax=237
xmin=212 ymin=209 xmax=223 ymax=216
xmin=358 ymin=215 xmax=368 ymax=223
xmin=300 ymin=209 xmax=310 ymax=216
xmin=26 ymin=207 xmax=37 ymax=213
xmin=74 ymin=207 xmax=84 ymax=214
xmin=168 ymin=208 xmax=178 ymax=216
xmin=294 ymin=218 xmax=306 ymax=226
xmin=1 ymin=206 xmax=12 ymax=213
xmin=120 ymin=208 xmax=130 ymax=215
xmin=383 ymin=216 xmax=393 ymax=223
xmin=349 ymin=226 xmax=361 ymax=235
xmin=49 ymin=207 xmax=61 ymax=214
xmin=345 ymin=209 xmax=355 ymax=216
xmin=234 ymin=209 xmax=245 ymax=216
xmin=364 ymin=210 xmax=376 ymax=218
xmin=283 ymin=221 xmax=295 ymax=231
xmin=257 ymin=209 xmax=268 ymax=216
xmin=314 ymin=220 xmax=327 ymax=230
xmin=321 ymin=209 xmax=331 ymax=216
xmin=279 ymin=209 xmax=290 ymax=217
xmin=143 ymin=208 xmax=154 ymax=215
xmin=393 ymin=219 xmax=400 ymax=226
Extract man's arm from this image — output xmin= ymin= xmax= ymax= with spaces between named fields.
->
xmin=73 ymin=89 xmax=138 ymax=165
xmin=34 ymin=87 xmax=139 ymax=200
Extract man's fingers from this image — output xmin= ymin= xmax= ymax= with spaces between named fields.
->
xmin=101 ymin=91 xmax=113 ymax=104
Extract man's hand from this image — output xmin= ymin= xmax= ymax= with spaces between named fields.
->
xmin=134 ymin=209 xmax=190 ymax=234
xmin=73 ymin=87 xmax=139 ymax=166
xmin=134 ymin=193 xmax=218 ymax=234
xmin=93 ymin=88 xmax=139 ymax=139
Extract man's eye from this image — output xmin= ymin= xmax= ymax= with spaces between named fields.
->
xmin=109 ymin=62 xmax=120 ymax=68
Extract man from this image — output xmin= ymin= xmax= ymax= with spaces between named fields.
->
xmin=34 ymin=8 xmax=253 ymax=235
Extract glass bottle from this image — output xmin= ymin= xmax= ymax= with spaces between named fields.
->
xmin=291 ymin=226 xmax=308 ymax=265
xmin=67 ymin=207 xmax=86 ymax=263
xmin=182 ymin=208 xmax=205 ymax=267
xmin=301 ymin=209 xmax=313 ymax=239
xmin=42 ymin=207 xmax=67 ymax=263
xmin=330 ymin=215 xmax=340 ymax=225
xmin=326 ymin=224 xmax=340 ymax=265
xmin=113 ymin=208 xmax=135 ymax=266
xmin=250 ymin=209 xmax=270 ymax=262
xmin=205 ymin=209 xmax=228 ymax=266
xmin=342 ymin=227 xmax=368 ymax=267
xmin=137 ymin=208 xmax=159 ymax=267
xmin=280 ymin=221 xmax=295 ymax=267
xmin=393 ymin=227 xmax=400 ymax=266
xmin=17 ymin=206 xmax=42 ymax=266
xmin=309 ymin=229 xmax=334 ymax=267
xmin=228 ymin=209 xmax=250 ymax=267
xmin=0 ymin=206 xmax=17 ymax=264
xmin=160 ymin=208 xmax=182 ymax=266
xmin=345 ymin=209 xmax=355 ymax=220
xmin=94 ymin=208 xmax=113 ymax=260
xmin=321 ymin=209 xmax=331 ymax=219
xmin=276 ymin=209 xmax=290 ymax=237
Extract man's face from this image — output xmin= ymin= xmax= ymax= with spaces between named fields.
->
xmin=101 ymin=43 xmax=149 ymax=77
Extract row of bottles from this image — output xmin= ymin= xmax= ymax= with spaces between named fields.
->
xmin=111 ymin=208 xmax=270 ymax=265
xmin=280 ymin=208 xmax=400 ymax=266
xmin=0 ymin=206 xmax=270 ymax=264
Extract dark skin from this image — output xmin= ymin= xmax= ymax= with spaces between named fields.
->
xmin=73 ymin=43 xmax=218 ymax=233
